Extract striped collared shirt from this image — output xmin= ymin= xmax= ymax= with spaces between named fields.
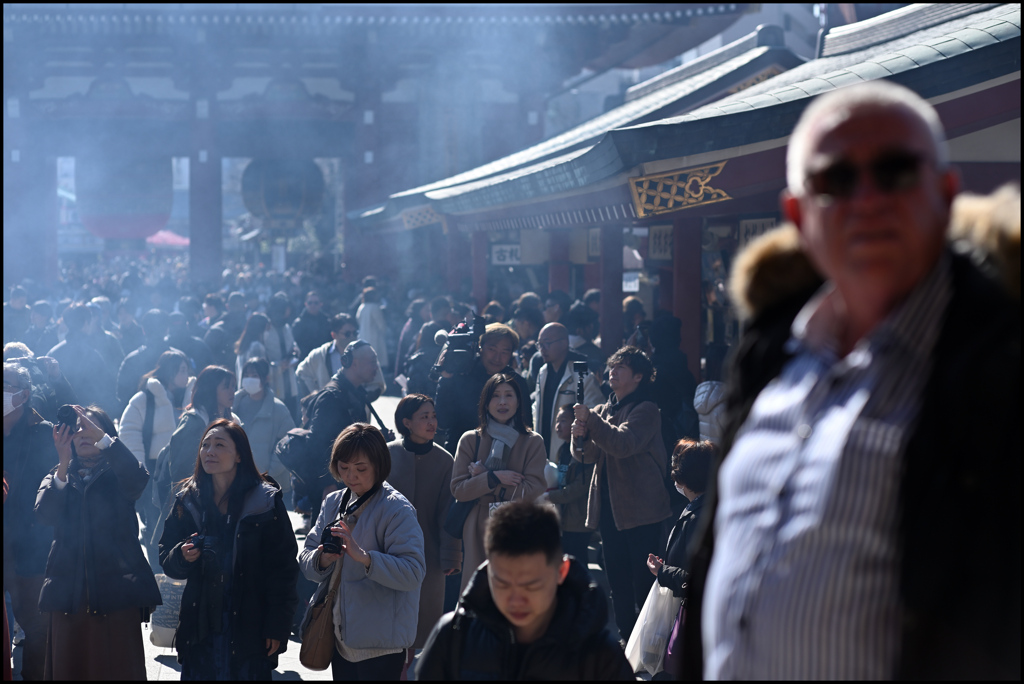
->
xmin=703 ymin=254 xmax=952 ymax=679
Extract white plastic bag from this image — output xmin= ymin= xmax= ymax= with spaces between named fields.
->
xmin=624 ymin=580 xmax=681 ymax=676
xmin=150 ymin=573 xmax=185 ymax=648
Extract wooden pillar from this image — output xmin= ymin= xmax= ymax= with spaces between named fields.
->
xmin=672 ymin=215 xmax=702 ymax=381
xmin=188 ymin=92 xmax=222 ymax=289
xmin=446 ymin=228 xmax=470 ymax=296
xmin=548 ymin=231 xmax=570 ymax=293
xmin=599 ymin=225 xmax=623 ymax=357
xmin=471 ymin=230 xmax=489 ymax=312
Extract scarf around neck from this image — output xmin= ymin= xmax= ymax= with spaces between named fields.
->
xmin=402 ymin=438 xmax=434 ymax=455
xmin=484 ymin=418 xmax=519 ymax=470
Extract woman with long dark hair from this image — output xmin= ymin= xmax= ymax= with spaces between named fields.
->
xmin=159 ymin=419 xmax=298 ymax=680
xmin=450 ymin=373 xmax=546 ymax=592
xmin=36 ymin=404 xmax=162 ymax=680
xmin=149 ymin=366 xmax=239 ymax=552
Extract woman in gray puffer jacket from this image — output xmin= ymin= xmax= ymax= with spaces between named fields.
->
xmin=299 ymin=423 xmax=425 ymax=681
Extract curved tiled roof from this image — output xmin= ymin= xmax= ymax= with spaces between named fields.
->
xmin=423 ymin=3 xmax=1020 ymax=216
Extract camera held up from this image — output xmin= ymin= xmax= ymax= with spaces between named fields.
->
xmin=431 ymin=312 xmax=487 ymax=380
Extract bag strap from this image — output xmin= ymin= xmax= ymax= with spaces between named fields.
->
xmin=142 ymin=388 xmax=156 ymax=460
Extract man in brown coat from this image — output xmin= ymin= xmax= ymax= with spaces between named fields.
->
xmin=572 ymin=346 xmax=671 ymax=641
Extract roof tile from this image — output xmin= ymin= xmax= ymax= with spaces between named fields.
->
xmin=872 ymin=53 xmax=920 ymax=73
xmin=980 ymin=19 xmax=1021 ymax=41
xmin=821 ymin=70 xmax=866 ymax=88
xmin=922 ymin=36 xmax=972 ymax=58
xmin=895 ymin=44 xmax=945 ymax=66
xmin=843 ymin=61 xmax=894 ymax=79
xmin=944 ymin=27 xmax=998 ymax=49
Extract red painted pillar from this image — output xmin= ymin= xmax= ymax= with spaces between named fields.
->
xmin=548 ymin=231 xmax=570 ymax=293
xmin=471 ymin=230 xmax=489 ymax=311
xmin=599 ymin=225 xmax=624 ymax=357
xmin=672 ymin=216 xmax=702 ymax=381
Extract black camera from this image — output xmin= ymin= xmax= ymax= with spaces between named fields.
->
xmin=55 ymin=405 xmax=78 ymax=432
xmin=319 ymin=525 xmax=344 ymax=555
xmin=190 ymin=534 xmax=219 ymax=555
xmin=431 ymin=313 xmax=487 ymax=378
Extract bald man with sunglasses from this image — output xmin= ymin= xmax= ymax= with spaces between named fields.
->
xmin=684 ymin=82 xmax=1020 ymax=680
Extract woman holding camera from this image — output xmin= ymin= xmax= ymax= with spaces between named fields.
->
xmin=158 ymin=419 xmax=299 ymax=680
xmin=36 ymin=404 xmax=162 ymax=680
xmin=299 ymin=423 xmax=425 ymax=681
xmin=450 ymin=373 xmax=547 ymax=592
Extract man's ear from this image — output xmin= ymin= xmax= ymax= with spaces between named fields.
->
xmin=781 ymin=189 xmax=803 ymax=232
xmin=557 ymin=557 xmax=570 ymax=584
xmin=940 ymin=165 xmax=961 ymax=207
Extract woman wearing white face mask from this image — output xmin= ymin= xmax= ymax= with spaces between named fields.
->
xmin=233 ymin=357 xmax=294 ymax=492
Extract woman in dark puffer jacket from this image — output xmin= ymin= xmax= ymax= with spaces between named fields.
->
xmin=35 ymin=404 xmax=162 ymax=680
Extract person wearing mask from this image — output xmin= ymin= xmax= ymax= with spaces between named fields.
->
xmin=645 ymin=439 xmax=715 ymax=679
xmin=233 ymin=357 xmax=295 ymax=494
xmin=22 ymin=301 xmax=59 ymax=359
xmin=531 ymin=322 xmax=603 ymax=463
xmin=119 ymin=349 xmax=193 ymax=568
xmin=3 ymin=287 xmax=30 ymax=345
xmin=234 ymin=312 xmax=270 ymax=385
xmin=538 ymin=404 xmax=595 ymax=566
xmin=416 ymin=502 xmax=634 ymax=681
xmin=394 ymin=298 xmax=431 ymax=381
xmin=292 ymin=290 xmax=333 ymax=361
xmin=166 ymin=311 xmax=213 ymax=375
xmin=571 ymin=346 xmax=671 ymax=642
xmin=149 ymin=366 xmax=239 ymax=554
xmin=451 ymin=373 xmax=547 ymax=593
xmin=47 ymin=303 xmax=114 ymax=415
xmin=355 ymin=287 xmax=389 ymax=373
xmin=159 ymin=419 xmax=298 ymax=680
xmin=299 ymin=423 xmax=425 ymax=681
xmin=386 ymin=394 xmax=462 ymax=653
xmin=116 ymin=308 xmax=179 ymax=412
xmin=265 ymin=292 xmax=301 ymax=423
xmin=2 ymin=363 xmax=57 ymax=681
xmin=36 ymin=404 xmax=162 ymax=680
xmin=435 ymin=323 xmax=531 ymax=455
xmin=303 ymin=340 xmax=380 ymax=527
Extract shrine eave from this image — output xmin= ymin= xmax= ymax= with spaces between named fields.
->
xmin=358 ymin=3 xmax=1021 ymax=227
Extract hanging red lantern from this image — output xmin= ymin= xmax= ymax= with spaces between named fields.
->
xmin=241 ymin=158 xmax=325 ymax=227
xmin=76 ymin=154 xmax=172 ymax=240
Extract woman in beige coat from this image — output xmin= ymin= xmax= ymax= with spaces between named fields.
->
xmin=451 ymin=373 xmax=547 ymax=592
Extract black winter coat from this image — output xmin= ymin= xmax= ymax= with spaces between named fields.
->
xmin=417 ymin=558 xmax=633 ymax=680
xmin=3 ymin=408 xmax=58 ymax=576
xmin=682 ymin=248 xmax=1021 ymax=680
xmin=434 ymin=359 xmax=532 ymax=454
xmin=656 ymin=494 xmax=704 ymax=599
xmin=158 ymin=479 xmax=298 ymax=670
xmin=34 ymin=439 xmax=161 ymax=615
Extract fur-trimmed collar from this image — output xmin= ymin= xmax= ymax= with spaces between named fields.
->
xmin=729 ymin=189 xmax=1020 ymax=321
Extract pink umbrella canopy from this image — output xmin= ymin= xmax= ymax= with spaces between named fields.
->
xmin=146 ymin=229 xmax=190 ymax=247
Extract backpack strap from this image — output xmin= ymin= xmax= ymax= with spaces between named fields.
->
xmin=142 ymin=387 xmax=156 ymax=460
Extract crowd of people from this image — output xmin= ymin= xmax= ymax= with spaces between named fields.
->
xmin=3 ymin=80 xmax=1020 ymax=681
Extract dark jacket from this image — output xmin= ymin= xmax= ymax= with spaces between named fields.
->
xmin=22 ymin=324 xmax=59 ymax=359
xmin=46 ymin=336 xmax=114 ymax=412
xmin=116 ymin=340 xmax=182 ymax=410
xmin=291 ymin=309 xmax=332 ymax=361
xmin=417 ymin=558 xmax=634 ymax=680
xmin=3 ymin=408 xmax=58 ymax=576
xmin=158 ymin=479 xmax=298 ymax=670
xmin=434 ymin=359 xmax=532 ymax=454
xmin=34 ymin=439 xmax=161 ymax=615
xmin=682 ymin=230 xmax=1021 ymax=680
xmin=657 ymin=494 xmax=704 ymax=598
xmin=165 ymin=332 xmax=213 ymax=376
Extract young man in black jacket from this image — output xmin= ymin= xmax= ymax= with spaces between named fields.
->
xmin=417 ymin=502 xmax=633 ymax=681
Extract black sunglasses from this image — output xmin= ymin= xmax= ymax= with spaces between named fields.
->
xmin=806 ymin=151 xmax=926 ymax=200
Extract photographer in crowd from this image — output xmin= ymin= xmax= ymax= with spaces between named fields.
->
xmin=36 ymin=404 xmax=161 ymax=680
xmin=434 ymin=322 xmax=530 ymax=454
xmin=159 ymin=419 xmax=298 ymax=680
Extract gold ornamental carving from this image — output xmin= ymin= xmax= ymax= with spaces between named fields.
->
xmin=629 ymin=162 xmax=731 ymax=218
